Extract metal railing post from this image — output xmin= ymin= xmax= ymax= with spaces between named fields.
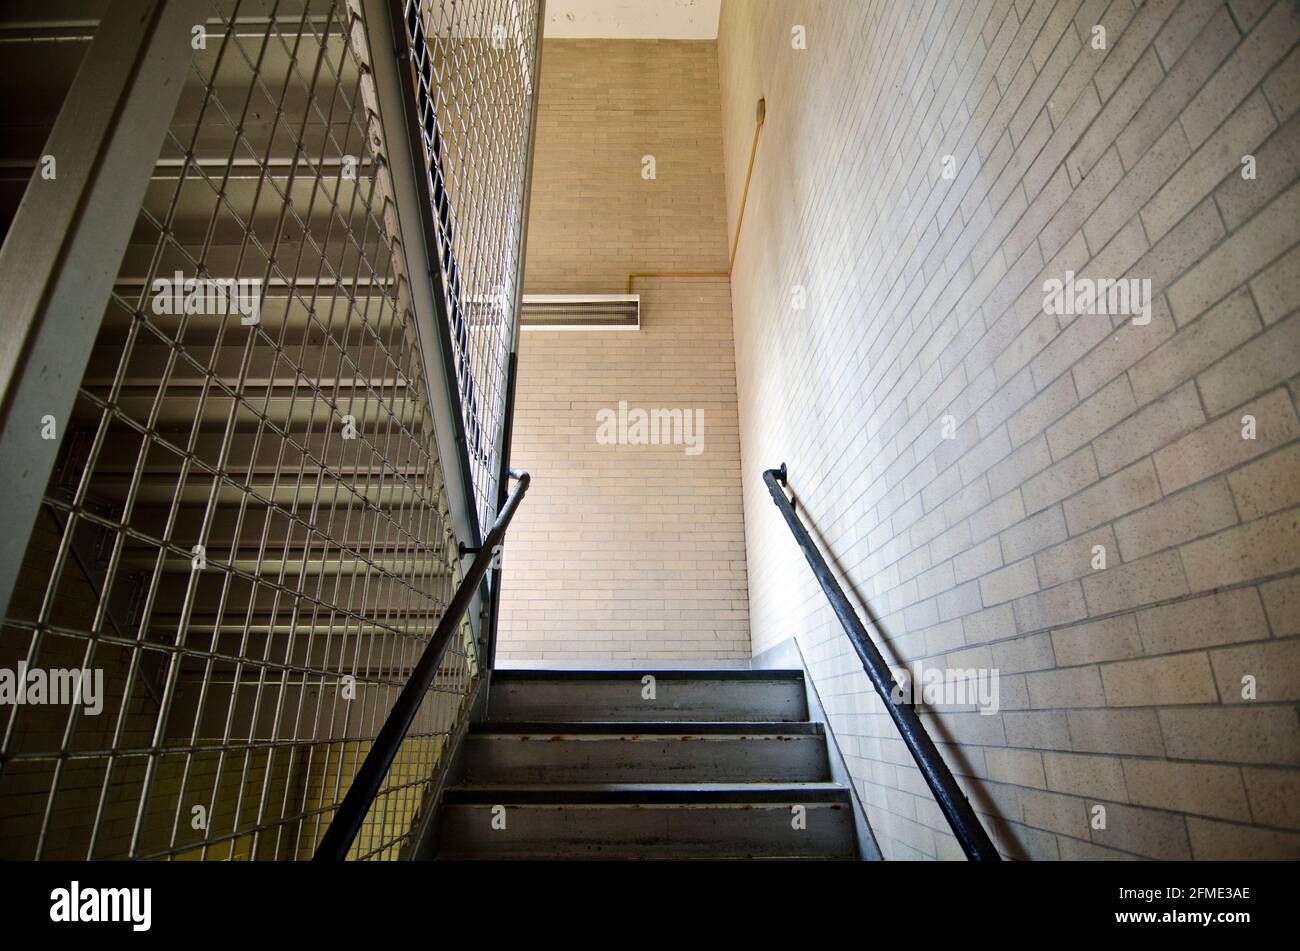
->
xmin=356 ymin=0 xmax=489 ymax=647
xmin=362 ymin=0 xmax=484 ymax=538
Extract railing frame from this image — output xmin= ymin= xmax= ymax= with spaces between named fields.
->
xmin=359 ymin=0 xmax=490 ymax=641
xmin=763 ymin=463 xmax=1002 ymax=861
xmin=367 ymin=0 xmax=545 ymax=673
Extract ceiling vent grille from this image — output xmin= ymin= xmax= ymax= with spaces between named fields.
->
xmin=520 ymin=294 xmax=640 ymax=330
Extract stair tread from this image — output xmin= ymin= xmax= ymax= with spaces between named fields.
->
xmin=487 ymin=672 xmax=809 ymax=722
xmin=491 ymin=668 xmax=804 ymax=681
xmin=469 ymin=720 xmax=823 ymax=736
xmin=435 ymin=854 xmax=854 ymax=861
xmin=444 ymin=782 xmax=851 ymax=804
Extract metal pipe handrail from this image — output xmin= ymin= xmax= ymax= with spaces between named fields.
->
xmin=763 ymin=463 xmax=1001 ymax=861
xmin=313 ymin=468 xmax=531 ymax=861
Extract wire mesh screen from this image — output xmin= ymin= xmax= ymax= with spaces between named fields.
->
xmin=0 ymin=0 xmax=479 ymax=860
xmin=402 ymin=0 xmax=540 ymax=531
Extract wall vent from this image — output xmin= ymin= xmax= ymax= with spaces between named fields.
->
xmin=520 ymin=294 xmax=640 ymax=330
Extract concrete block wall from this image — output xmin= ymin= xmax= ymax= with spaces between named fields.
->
xmin=718 ymin=0 xmax=1300 ymax=859
xmin=497 ymin=40 xmax=750 ymax=661
xmin=522 ymin=39 xmax=730 ymax=293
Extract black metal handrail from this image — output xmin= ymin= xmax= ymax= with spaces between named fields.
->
xmin=763 ymin=464 xmax=1001 ymax=861
xmin=313 ymin=468 xmax=531 ymax=861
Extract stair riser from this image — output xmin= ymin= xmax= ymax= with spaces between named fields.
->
xmin=488 ymin=678 xmax=808 ymax=723
xmin=436 ymin=803 xmax=855 ymax=859
xmin=461 ymin=735 xmax=830 ymax=784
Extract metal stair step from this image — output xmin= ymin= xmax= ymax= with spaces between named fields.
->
xmin=486 ymin=669 xmax=809 ymax=723
xmin=444 ymin=782 xmax=851 ymax=803
xmin=461 ymin=722 xmax=830 ymax=784
xmin=434 ymin=783 xmax=855 ymax=860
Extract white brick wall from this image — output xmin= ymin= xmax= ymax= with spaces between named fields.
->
xmin=719 ymin=0 xmax=1300 ymax=859
xmin=498 ymin=40 xmax=750 ymax=662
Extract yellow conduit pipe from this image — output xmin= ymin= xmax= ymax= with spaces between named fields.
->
xmin=626 ymin=97 xmax=766 ymax=294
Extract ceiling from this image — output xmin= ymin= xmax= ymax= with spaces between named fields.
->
xmin=543 ymin=0 xmax=721 ymax=39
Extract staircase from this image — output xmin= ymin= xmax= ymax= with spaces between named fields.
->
xmin=430 ymin=669 xmax=860 ymax=860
